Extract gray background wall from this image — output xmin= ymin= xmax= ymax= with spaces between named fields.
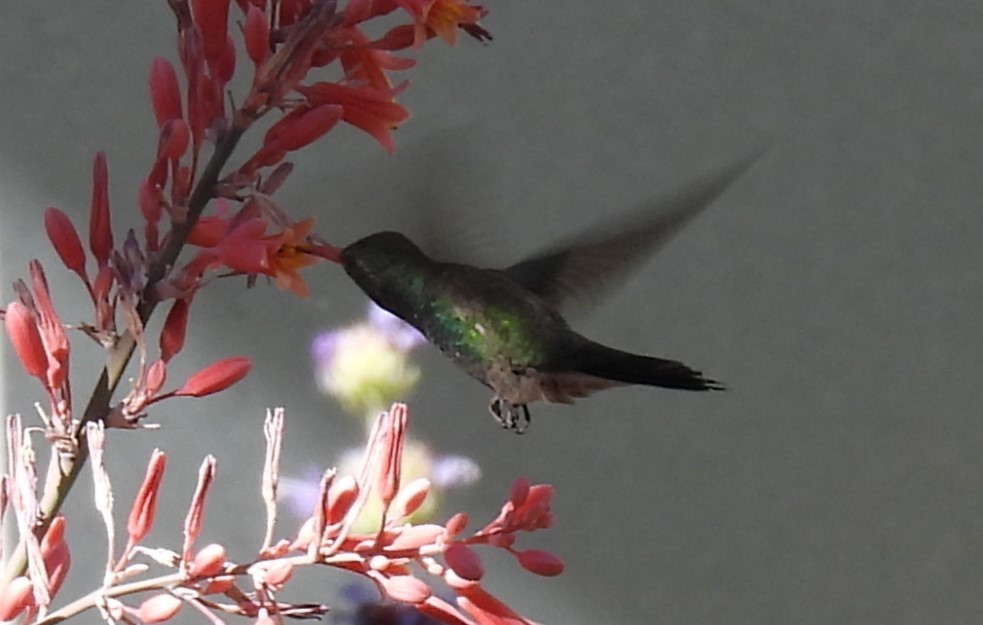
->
xmin=3 ymin=2 xmax=983 ymax=624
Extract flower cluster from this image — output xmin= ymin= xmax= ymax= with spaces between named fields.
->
xmin=0 ymin=2 xmax=566 ymax=623
xmin=0 ymin=406 xmax=560 ymax=624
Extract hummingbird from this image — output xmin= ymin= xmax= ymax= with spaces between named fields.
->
xmin=339 ymin=156 xmax=755 ymax=432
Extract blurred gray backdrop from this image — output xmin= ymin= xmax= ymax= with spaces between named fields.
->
xmin=4 ymin=2 xmax=983 ymax=624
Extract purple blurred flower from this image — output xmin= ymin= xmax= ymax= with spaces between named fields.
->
xmin=334 ymin=582 xmax=444 ymax=625
xmin=367 ymin=303 xmax=425 ymax=351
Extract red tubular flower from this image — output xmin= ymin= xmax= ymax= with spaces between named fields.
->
xmin=334 ymin=28 xmax=416 ymax=90
xmin=298 ymin=82 xmax=409 ymax=153
xmin=175 ymin=356 xmax=252 ymax=397
xmin=261 ymin=104 xmax=344 ymax=154
xmin=44 ymin=208 xmax=88 ymax=282
xmin=127 ymin=450 xmax=167 ymax=545
xmin=89 ymin=152 xmax=114 ymax=268
xmin=149 ymin=57 xmax=184 ymax=127
xmin=268 ymin=217 xmax=322 ymax=297
xmin=4 ymin=301 xmax=47 ymax=381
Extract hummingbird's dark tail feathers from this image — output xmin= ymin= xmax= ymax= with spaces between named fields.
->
xmin=570 ymin=341 xmax=724 ymax=391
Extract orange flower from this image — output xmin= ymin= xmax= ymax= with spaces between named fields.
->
xmin=425 ymin=0 xmax=485 ymax=45
xmin=268 ymin=217 xmax=323 ymax=297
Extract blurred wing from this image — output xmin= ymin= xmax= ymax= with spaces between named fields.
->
xmin=503 ymin=152 xmax=762 ymax=311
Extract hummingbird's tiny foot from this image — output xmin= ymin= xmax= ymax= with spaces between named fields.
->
xmin=488 ymin=397 xmax=531 ymax=433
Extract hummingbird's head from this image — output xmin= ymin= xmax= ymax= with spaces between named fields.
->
xmin=341 ymin=231 xmax=431 ymax=314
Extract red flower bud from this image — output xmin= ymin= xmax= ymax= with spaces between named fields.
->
xmin=44 ymin=208 xmax=88 ymax=280
xmin=149 ymin=57 xmax=183 ymax=127
xmin=138 ymin=593 xmax=183 ymax=623
xmin=515 ymin=549 xmax=564 ymax=576
xmin=192 ymin=0 xmax=231 ymax=67
xmin=189 ymin=543 xmax=227 ymax=577
xmin=244 ymin=5 xmax=269 ymax=66
xmin=0 ymin=576 xmax=34 ymax=620
xmin=444 ymin=543 xmax=483 ymax=581
xmin=89 ymin=152 xmax=113 ymax=267
xmin=127 ymin=450 xmax=167 ymax=544
xmin=389 ymin=477 xmax=431 ymax=521
xmin=4 ymin=301 xmax=47 ymax=381
xmin=160 ymin=299 xmax=190 ymax=362
xmin=175 ymin=356 xmax=252 ymax=397
xmin=382 ymin=575 xmax=432 ymax=605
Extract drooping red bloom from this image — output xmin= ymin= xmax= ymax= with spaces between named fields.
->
xmin=298 ymin=82 xmax=410 ymax=153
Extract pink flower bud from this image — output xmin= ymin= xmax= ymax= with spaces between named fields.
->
xmin=444 ymin=543 xmax=483 ymax=582
xmin=175 ymin=356 xmax=252 ymax=397
xmin=388 ymin=477 xmax=431 ymax=521
xmin=262 ymin=561 xmax=293 ymax=589
xmin=443 ymin=512 xmax=468 ymax=540
xmin=138 ymin=593 xmax=183 ymax=623
xmin=4 ymin=301 xmax=47 ymax=381
xmin=127 ymin=450 xmax=166 ymax=544
xmin=389 ymin=524 xmax=444 ymax=551
xmin=381 ymin=575 xmax=432 ymax=605
xmin=0 ymin=576 xmax=35 ymax=620
xmin=189 ymin=543 xmax=226 ymax=577
xmin=515 ymin=549 xmax=564 ymax=577
xmin=44 ymin=208 xmax=88 ymax=280
xmin=327 ymin=475 xmax=359 ymax=524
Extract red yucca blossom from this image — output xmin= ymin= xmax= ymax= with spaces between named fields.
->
xmin=3 ymin=0 xmax=490 ymax=433
xmin=0 ymin=406 xmax=560 ymax=624
xmin=0 ymin=4 xmax=575 ymax=624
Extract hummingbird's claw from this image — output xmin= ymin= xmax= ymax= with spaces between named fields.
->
xmin=489 ymin=397 xmax=531 ymax=434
